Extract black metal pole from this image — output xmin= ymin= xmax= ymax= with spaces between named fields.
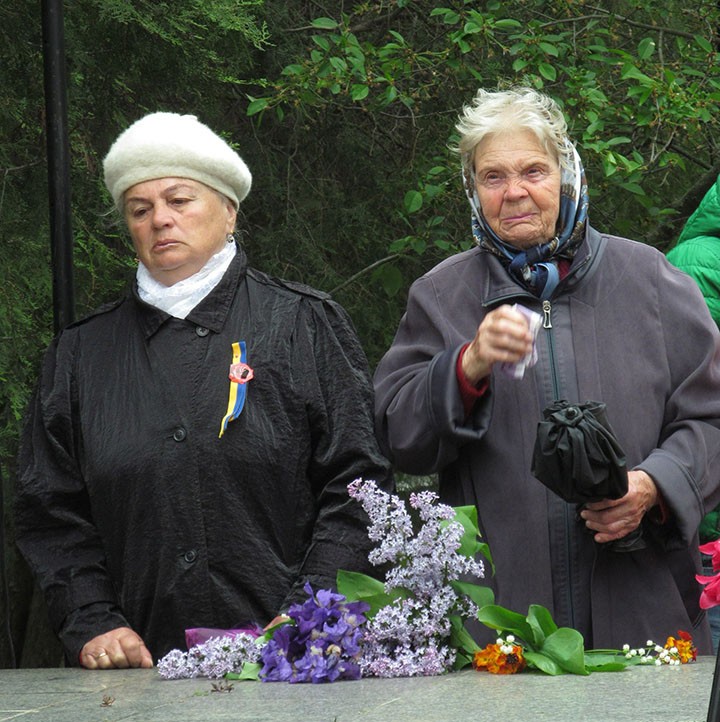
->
xmin=708 ymin=645 xmax=720 ymax=722
xmin=41 ymin=0 xmax=75 ymax=333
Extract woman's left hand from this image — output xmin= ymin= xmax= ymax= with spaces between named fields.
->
xmin=80 ymin=627 xmax=154 ymax=669
xmin=580 ymin=470 xmax=659 ymax=544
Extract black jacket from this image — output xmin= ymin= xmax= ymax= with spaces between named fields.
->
xmin=16 ymin=247 xmax=392 ymax=662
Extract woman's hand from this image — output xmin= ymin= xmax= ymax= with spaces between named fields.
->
xmin=80 ymin=627 xmax=153 ymax=669
xmin=580 ymin=470 xmax=659 ymax=543
xmin=462 ymin=304 xmax=535 ymax=385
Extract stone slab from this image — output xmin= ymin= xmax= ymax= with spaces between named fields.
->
xmin=0 ymin=657 xmax=716 ymax=722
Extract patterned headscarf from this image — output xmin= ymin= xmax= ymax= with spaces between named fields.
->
xmin=463 ymin=141 xmax=589 ymax=299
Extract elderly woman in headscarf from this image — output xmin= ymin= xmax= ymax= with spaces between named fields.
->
xmin=373 ymin=86 xmax=720 ymax=652
xmin=16 ymin=112 xmax=392 ymax=668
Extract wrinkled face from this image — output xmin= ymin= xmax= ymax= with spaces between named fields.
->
xmin=473 ymin=130 xmax=561 ymax=249
xmin=124 ymin=177 xmax=237 ymax=286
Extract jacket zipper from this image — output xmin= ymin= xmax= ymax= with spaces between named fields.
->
xmin=543 ymin=297 xmax=576 ymax=631
xmin=542 ymin=300 xmax=561 ymax=401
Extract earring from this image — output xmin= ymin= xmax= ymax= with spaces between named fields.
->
xmin=226 ymin=233 xmax=235 ymax=244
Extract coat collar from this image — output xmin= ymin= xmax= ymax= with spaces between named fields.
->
xmin=133 ymin=244 xmax=248 ymax=338
xmin=480 ymin=224 xmax=603 ymax=306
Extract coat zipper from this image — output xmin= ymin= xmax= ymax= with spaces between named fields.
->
xmin=542 ymin=300 xmax=561 ymax=402
xmin=542 ymin=297 xmax=576 ymax=631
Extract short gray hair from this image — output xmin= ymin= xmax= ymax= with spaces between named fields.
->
xmin=455 ymin=87 xmax=571 ymax=174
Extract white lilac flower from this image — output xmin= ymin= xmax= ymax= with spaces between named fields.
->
xmin=157 ymin=632 xmax=261 ymax=680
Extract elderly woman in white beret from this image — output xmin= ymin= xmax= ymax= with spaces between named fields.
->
xmin=16 ymin=112 xmax=392 ymax=668
xmin=374 ymin=87 xmax=720 ymax=653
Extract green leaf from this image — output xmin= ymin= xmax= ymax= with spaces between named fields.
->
xmin=311 ymin=17 xmax=338 ymax=29
xmin=246 ymin=98 xmax=269 ymax=116
xmin=620 ymin=64 xmax=653 ymax=85
xmin=606 ymin=136 xmax=632 ymax=146
xmin=449 ymin=614 xmax=480 ymax=667
xmin=410 ymin=237 xmax=427 ymax=254
xmin=351 ymin=84 xmax=369 ymax=100
xmin=526 ymin=604 xmax=558 ymax=644
xmin=450 ymin=580 xmax=495 ymax=609
xmin=584 ymin=650 xmax=636 ymax=672
xmin=695 ymin=35 xmax=714 ymax=53
xmin=494 ymin=18 xmax=522 ymax=29
xmin=538 ymin=63 xmax=557 ymax=81
xmin=336 ymin=569 xmax=384 ymax=599
xmin=619 ymin=182 xmax=645 ymax=195
xmin=226 ymin=661 xmax=261 ymax=681
xmin=375 ymin=264 xmax=405 ymax=297
xmin=541 ymin=627 xmax=588 ymax=675
xmin=524 ymin=650 xmax=565 ymax=675
xmin=281 ymin=64 xmax=304 ymax=76
xmin=389 ymin=236 xmax=411 ymax=253
xmin=312 ymin=35 xmax=331 ymax=52
xmin=404 ymin=190 xmax=423 ymax=213
xmin=430 ymin=8 xmax=461 ymax=24
xmin=476 ymin=605 xmax=534 ymax=642
xmin=539 ymin=42 xmax=559 ymax=57
xmin=329 ymin=57 xmax=348 ymax=73
xmin=638 ymin=37 xmax=656 ymax=60
xmin=451 ymin=505 xmax=492 ymax=567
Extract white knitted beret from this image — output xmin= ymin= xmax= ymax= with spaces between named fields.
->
xmin=103 ymin=112 xmax=252 ymax=208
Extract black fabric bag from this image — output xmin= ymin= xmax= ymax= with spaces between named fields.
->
xmin=532 ymin=399 xmax=628 ymax=503
xmin=532 ymin=399 xmax=644 ymax=552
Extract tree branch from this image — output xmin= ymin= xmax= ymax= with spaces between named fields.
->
xmin=330 ymin=253 xmax=405 ymax=295
xmin=541 ymin=9 xmax=698 ymax=41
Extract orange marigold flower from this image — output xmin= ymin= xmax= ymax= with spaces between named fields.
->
xmin=473 ymin=642 xmax=526 ymax=675
xmin=664 ymin=630 xmax=697 ymax=663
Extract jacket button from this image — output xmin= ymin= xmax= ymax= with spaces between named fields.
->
xmin=173 ymin=427 xmax=187 ymax=442
xmin=183 ymin=549 xmax=198 ymax=564
xmin=195 ymin=326 xmax=210 ymax=337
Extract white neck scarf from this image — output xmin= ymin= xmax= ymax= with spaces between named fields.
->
xmin=136 ymin=242 xmax=236 ymax=319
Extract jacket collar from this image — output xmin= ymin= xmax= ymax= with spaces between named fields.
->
xmin=133 ymin=244 xmax=248 ymax=338
xmin=481 ymin=224 xmax=602 ymax=306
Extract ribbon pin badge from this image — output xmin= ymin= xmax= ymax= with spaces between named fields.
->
xmin=219 ymin=340 xmax=253 ymax=438
xmin=229 ymin=363 xmax=254 ymax=384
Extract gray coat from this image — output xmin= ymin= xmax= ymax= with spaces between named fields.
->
xmin=374 ymin=226 xmax=720 ymax=652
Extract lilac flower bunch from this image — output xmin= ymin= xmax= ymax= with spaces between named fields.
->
xmin=346 ymin=479 xmax=486 ymax=677
xmin=259 ymin=582 xmax=369 ymax=683
xmin=157 ymin=631 xmax=262 ymax=679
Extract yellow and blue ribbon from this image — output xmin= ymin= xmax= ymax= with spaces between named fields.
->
xmin=219 ymin=341 xmax=250 ymax=438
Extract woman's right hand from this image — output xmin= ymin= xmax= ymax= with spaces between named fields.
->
xmin=80 ymin=626 xmax=153 ymax=669
xmin=461 ymin=304 xmax=534 ymax=385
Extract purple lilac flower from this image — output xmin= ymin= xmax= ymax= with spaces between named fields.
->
xmin=348 ymin=478 xmax=485 ymax=677
xmin=260 ymin=582 xmax=369 ymax=684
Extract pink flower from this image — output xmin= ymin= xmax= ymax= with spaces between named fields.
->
xmin=700 ymin=540 xmax=720 ymax=572
xmin=696 ymin=572 xmax=720 ymax=609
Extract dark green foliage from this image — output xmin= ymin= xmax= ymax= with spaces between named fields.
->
xmin=2 ymin=0 xmax=720 ymax=666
